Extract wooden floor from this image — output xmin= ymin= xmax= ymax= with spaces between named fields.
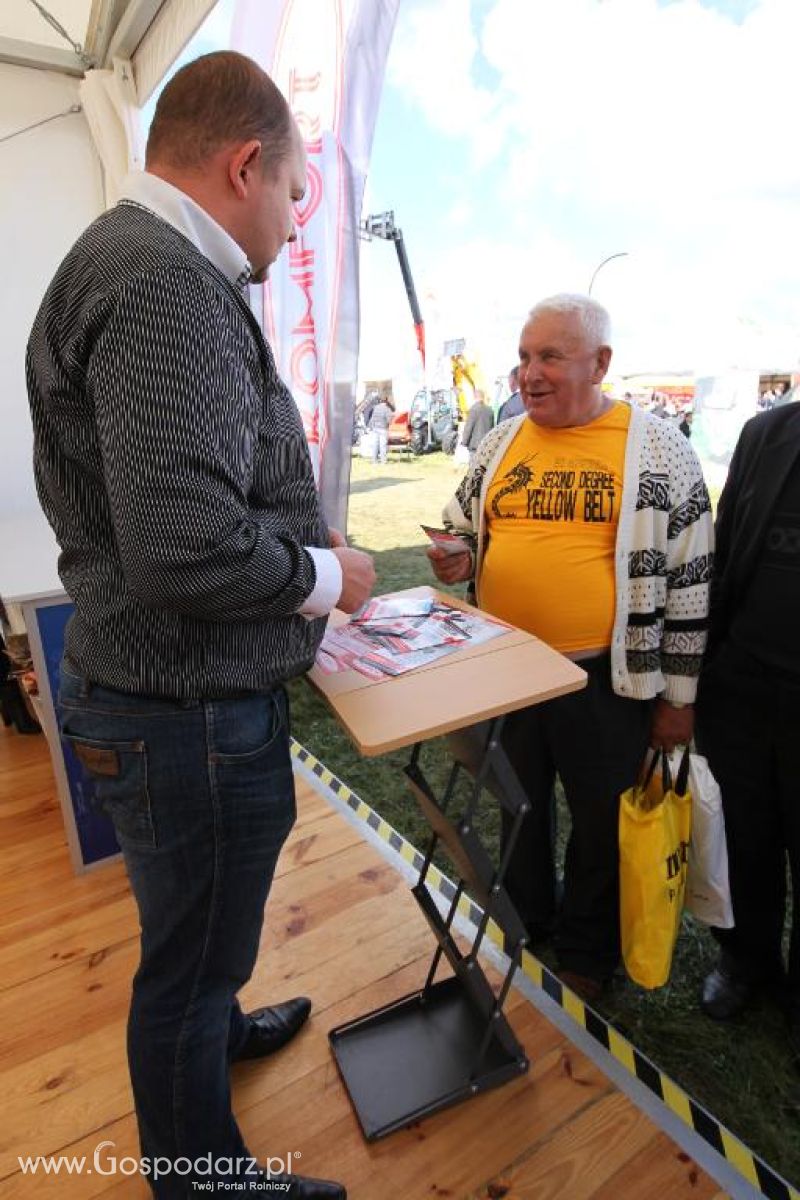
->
xmin=0 ymin=722 xmax=726 ymax=1199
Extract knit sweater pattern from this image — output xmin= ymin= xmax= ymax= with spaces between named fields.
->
xmin=442 ymin=406 xmax=714 ymax=703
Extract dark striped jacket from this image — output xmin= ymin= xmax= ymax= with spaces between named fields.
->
xmin=26 ymin=203 xmax=328 ymax=699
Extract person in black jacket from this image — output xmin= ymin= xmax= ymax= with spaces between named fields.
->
xmin=697 ymin=402 xmax=800 ymax=1060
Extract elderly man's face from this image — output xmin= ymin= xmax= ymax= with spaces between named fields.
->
xmin=518 ymin=312 xmax=611 ymax=428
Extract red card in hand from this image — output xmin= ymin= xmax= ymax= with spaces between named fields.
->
xmin=420 ymin=525 xmax=470 ymax=556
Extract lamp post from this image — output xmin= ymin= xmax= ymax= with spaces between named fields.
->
xmin=588 ymin=252 xmax=628 ymax=296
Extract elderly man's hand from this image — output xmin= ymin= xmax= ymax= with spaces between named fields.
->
xmin=426 ymin=545 xmax=473 ymax=585
xmin=649 ymin=699 xmax=694 ymax=753
xmin=328 ymin=527 xmax=347 ymax=548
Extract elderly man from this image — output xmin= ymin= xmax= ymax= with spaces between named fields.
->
xmin=697 ymin=401 xmax=800 ymax=1060
xmin=428 ymin=294 xmax=713 ymax=1000
xmin=27 ymin=52 xmax=373 ymax=1199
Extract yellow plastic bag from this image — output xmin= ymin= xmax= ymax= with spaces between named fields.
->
xmin=619 ymin=748 xmax=692 ymax=989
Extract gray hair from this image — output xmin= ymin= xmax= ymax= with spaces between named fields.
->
xmin=527 ymin=293 xmax=612 ymax=348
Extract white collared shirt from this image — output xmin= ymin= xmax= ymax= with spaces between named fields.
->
xmin=120 ymin=171 xmax=251 ymax=288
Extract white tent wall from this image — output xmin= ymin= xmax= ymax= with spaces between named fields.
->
xmin=0 ymin=62 xmax=104 ymax=596
xmin=80 ymin=58 xmax=145 ymax=206
xmin=0 ymin=0 xmax=216 ymax=604
xmin=131 ymin=0 xmax=219 ymax=105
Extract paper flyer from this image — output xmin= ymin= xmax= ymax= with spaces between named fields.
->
xmin=315 ymin=595 xmax=508 ymax=679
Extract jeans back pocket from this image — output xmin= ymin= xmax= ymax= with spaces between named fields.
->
xmin=62 ymin=733 xmax=156 ymax=850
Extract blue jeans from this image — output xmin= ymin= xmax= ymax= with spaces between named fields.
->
xmin=58 ymin=666 xmax=296 ymax=1197
xmin=372 ymin=428 xmax=388 ymax=463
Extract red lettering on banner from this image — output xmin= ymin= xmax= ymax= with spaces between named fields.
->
xmin=295 ymin=112 xmax=321 ymax=142
xmin=288 ymin=243 xmax=314 ymax=268
xmin=291 ymin=271 xmax=315 ymax=335
xmin=290 ymin=70 xmax=321 ymax=95
xmin=286 ymin=124 xmax=324 ymax=444
xmin=294 ymin=163 xmax=323 ymax=228
xmin=290 ymin=71 xmax=322 ymax=143
xmin=291 ymin=338 xmax=319 ymax=397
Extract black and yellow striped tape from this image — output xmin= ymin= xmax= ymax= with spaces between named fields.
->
xmin=290 ymin=738 xmax=798 ymax=1200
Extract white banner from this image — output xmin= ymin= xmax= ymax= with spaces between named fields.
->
xmin=232 ymin=0 xmax=400 ymax=532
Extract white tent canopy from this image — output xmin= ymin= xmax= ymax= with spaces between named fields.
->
xmin=0 ymin=0 xmax=216 ymax=101
xmin=0 ymin=0 xmax=222 ymax=595
xmin=1 ymin=0 xmax=221 ymax=204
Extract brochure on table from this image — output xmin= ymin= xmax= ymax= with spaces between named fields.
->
xmin=315 ymin=594 xmax=508 ymax=680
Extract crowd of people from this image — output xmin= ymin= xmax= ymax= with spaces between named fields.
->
xmin=24 ymin=48 xmax=798 ymax=1200
xmin=358 ymin=368 xmax=697 ymax=469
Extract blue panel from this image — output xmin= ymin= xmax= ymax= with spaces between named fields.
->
xmin=34 ymin=602 xmax=119 ymax=867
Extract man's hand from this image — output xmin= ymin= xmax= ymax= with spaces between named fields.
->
xmin=426 ymin=545 xmax=473 ymax=585
xmin=332 ymin=546 xmax=376 ymax=613
xmin=328 ymin=527 xmax=347 ymax=549
xmin=649 ymin=699 xmax=694 ymax=753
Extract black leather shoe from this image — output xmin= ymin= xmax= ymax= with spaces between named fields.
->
xmin=232 ymin=997 xmax=312 ymax=1062
xmin=701 ymin=965 xmax=756 ymax=1020
xmin=253 ymin=1170 xmax=346 ymax=1198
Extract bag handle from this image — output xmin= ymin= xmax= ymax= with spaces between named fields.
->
xmin=673 ymin=745 xmax=691 ymax=796
xmin=640 ymin=747 xmax=662 ymax=790
xmin=642 ymin=745 xmax=690 ymax=796
xmin=639 ymin=746 xmax=672 ymax=796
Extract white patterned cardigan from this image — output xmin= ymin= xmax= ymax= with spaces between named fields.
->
xmin=442 ymin=406 xmax=714 ymax=704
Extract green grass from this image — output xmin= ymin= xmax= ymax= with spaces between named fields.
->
xmin=288 ymin=447 xmax=800 ymax=1187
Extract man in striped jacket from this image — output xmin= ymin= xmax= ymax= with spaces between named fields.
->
xmin=428 ymin=294 xmax=713 ymax=1002
xmin=27 ymin=52 xmax=372 ymax=1200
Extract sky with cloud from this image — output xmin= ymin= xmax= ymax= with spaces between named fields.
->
xmin=359 ymin=0 xmax=800 ymax=390
xmin=166 ymin=0 xmax=799 ymax=395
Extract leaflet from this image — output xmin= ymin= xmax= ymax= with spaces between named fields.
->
xmin=315 ymin=594 xmax=508 ymax=678
xmin=420 ymin=525 xmax=471 ymax=556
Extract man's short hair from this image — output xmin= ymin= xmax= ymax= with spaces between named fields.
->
xmin=508 ymin=365 xmax=520 ymax=385
xmin=527 ymin=294 xmax=612 ymax=348
xmin=146 ymin=51 xmax=293 ymax=173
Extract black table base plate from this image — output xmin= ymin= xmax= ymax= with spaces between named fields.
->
xmin=329 ymin=975 xmax=528 ymax=1141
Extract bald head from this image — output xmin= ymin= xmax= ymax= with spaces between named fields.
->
xmin=144 ymin=51 xmax=306 ymax=283
xmin=146 ymin=51 xmax=293 ymax=176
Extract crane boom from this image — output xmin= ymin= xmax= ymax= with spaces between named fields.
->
xmin=361 ymin=211 xmax=425 ymax=368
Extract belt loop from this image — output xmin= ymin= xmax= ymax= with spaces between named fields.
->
xmin=63 ymin=658 xmax=92 ymax=700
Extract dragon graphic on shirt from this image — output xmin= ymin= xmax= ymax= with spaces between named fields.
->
xmin=491 ymin=455 xmax=538 ymax=518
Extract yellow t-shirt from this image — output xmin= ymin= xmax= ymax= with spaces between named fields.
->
xmin=480 ymin=402 xmax=631 ymax=654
